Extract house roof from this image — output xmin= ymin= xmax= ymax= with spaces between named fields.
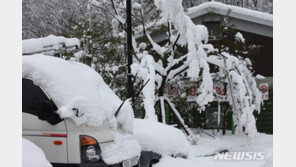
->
xmin=135 ymin=2 xmax=273 ymax=42
xmin=186 ymin=2 xmax=273 ymax=27
xmin=186 ymin=2 xmax=273 ymax=38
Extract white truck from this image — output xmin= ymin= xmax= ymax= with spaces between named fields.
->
xmin=22 ymin=55 xmax=141 ymax=167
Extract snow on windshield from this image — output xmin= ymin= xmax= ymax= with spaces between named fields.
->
xmin=22 ymin=55 xmax=134 ymax=132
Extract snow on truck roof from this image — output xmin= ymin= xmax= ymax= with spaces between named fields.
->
xmin=22 ymin=55 xmax=134 ymax=132
xmin=186 ymin=2 xmax=273 ymax=26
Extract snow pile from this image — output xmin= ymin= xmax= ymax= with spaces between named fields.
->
xmin=22 ymin=138 xmax=52 ymax=167
xmin=187 ymin=2 xmax=273 ymax=22
xmin=235 ymin=32 xmax=245 ymax=43
xmin=101 ymin=133 xmax=141 ymax=165
xmin=22 ymin=55 xmax=134 ymax=133
xmin=22 ymin=35 xmax=80 ymax=55
xmin=133 ymin=118 xmax=190 ymax=157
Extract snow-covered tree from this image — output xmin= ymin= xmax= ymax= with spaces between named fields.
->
xmin=22 ymin=0 xmax=84 ymax=39
xmin=90 ymin=0 xmax=262 ymax=143
xmin=22 ymin=0 xmax=272 ymax=38
xmin=60 ymin=1 xmax=128 ymax=98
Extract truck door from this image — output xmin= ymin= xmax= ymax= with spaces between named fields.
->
xmin=22 ymin=113 xmax=68 ymax=163
xmin=22 ymin=78 xmax=68 ymax=163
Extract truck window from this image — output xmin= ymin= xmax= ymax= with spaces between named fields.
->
xmin=22 ymin=78 xmax=63 ymax=125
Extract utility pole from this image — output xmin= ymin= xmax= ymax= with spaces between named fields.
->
xmin=126 ymin=0 xmax=135 ymax=109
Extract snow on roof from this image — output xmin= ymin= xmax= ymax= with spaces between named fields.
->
xmin=22 ymin=35 xmax=80 ymax=55
xmin=186 ymin=2 xmax=273 ymax=26
xmin=133 ymin=119 xmax=190 ymax=156
xmin=22 ymin=55 xmax=134 ymax=132
xmin=22 ymin=138 xmax=52 ymax=167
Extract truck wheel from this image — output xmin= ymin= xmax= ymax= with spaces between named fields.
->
xmin=149 ymin=158 xmax=160 ymax=167
xmin=139 ymin=151 xmax=161 ymax=167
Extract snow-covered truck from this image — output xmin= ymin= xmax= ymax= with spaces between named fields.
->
xmin=22 ymin=55 xmax=141 ymax=167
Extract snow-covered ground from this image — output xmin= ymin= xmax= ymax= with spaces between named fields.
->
xmin=154 ymin=131 xmax=272 ymax=167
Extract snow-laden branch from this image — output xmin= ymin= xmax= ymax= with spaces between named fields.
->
xmin=131 ymin=52 xmax=158 ymax=121
xmin=164 ymin=95 xmax=198 ymax=144
xmin=210 ymin=52 xmax=263 ymax=140
xmin=146 ymin=33 xmax=167 ymax=55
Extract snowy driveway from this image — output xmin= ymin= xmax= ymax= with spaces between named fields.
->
xmin=153 ymin=132 xmax=273 ymax=167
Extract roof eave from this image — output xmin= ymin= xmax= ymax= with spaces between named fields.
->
xmin=187 ymin=6 xmax=273 ymax=27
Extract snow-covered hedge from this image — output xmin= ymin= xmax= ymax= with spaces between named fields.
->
xmin=22 ymin=138 xmax=52 ymax=167
xmin=22 ymin=55 xmax=134 ymax=133
xmin=133 ymin=118 xmax=190 ymax=157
